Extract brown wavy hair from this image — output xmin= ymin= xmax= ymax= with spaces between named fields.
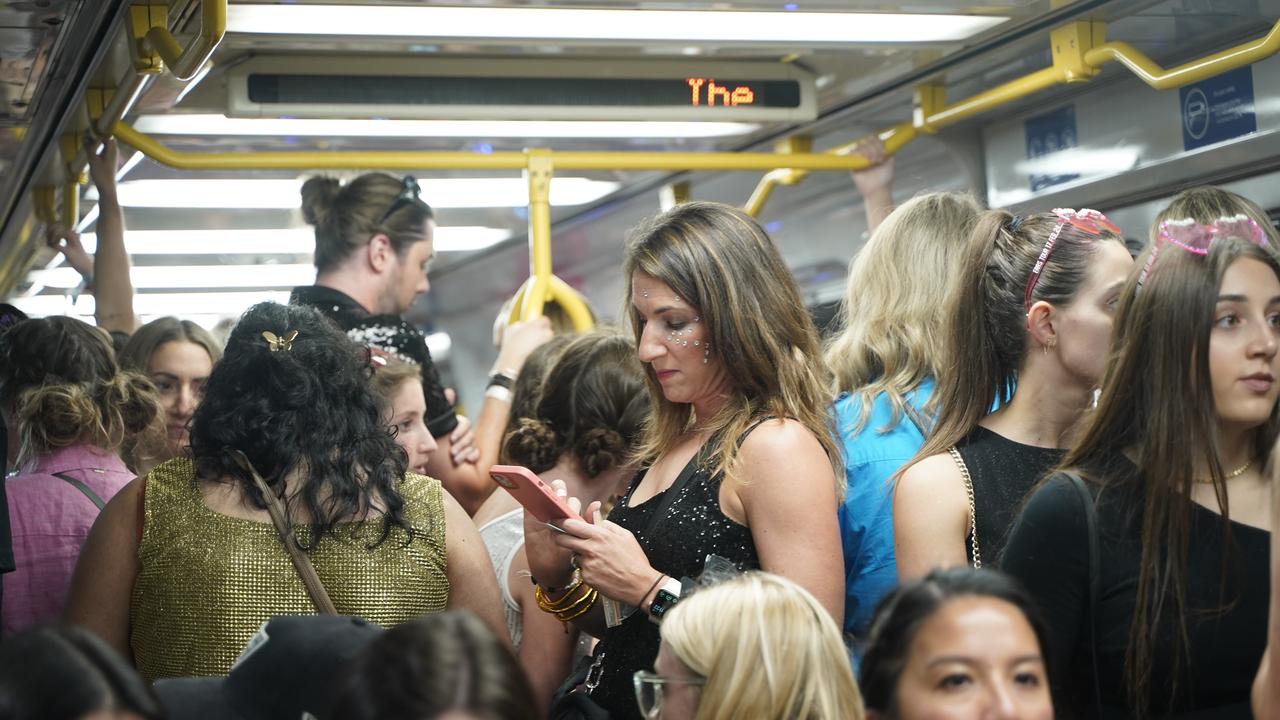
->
xmin=0 ymin=316 xmax=165 ymax=471
xmin=622 ymin=202 xmax=841 ymax=495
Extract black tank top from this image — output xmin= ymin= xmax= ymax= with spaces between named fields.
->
xmin=953 ymin=425 xmax=1064 ymax=567
xmin=588 ymin=438 xmax=761 ymax=719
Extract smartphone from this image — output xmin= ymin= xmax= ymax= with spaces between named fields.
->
xmin=489 ymin=464 xmax=583 ymax=526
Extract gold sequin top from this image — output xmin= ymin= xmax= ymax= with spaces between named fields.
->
xmin=130 ymin=457 xmax=449 ymax=681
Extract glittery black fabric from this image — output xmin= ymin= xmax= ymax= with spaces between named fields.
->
xmin=955 ymin=425 xmax=1064 ymax=566
xmin=290 ymin=285 xmax=457 ymax=437
xmin=587 ymin=451 xmax=760 ymax=720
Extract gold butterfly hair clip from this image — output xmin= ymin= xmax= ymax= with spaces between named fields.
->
xmin=261 ymin=330 xmax=299 ymax=352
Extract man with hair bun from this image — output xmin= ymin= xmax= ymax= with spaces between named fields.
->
xmin=290 ymin=172 xmax=549 ymax=513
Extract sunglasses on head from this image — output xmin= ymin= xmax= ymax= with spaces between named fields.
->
xmin=1137 ymin=215 xmax=1267 ymax=287
xmin=1023 ymin=208 xmax=1122 ymax=312
xmin=378 ymin=175 xmax=423 ymax=225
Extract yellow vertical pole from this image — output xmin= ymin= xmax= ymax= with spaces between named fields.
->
xmin=33 ymin=187 xmax=57 ymax=224
xmin=659 ymin=181 xmax=691 ymax=211
xmin=62 ymin=180 xmax=81 ymax=229
xmin=523 ymin=149 xmax=554 ymax=321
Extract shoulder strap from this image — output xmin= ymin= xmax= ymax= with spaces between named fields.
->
xmin=52 ymin=472 xmax=106 ymax=510
xmin=641 ymin=419 xmax=774 ymax=538
xmin=946 ymin=447 xmax=981 ymax=568
xmin=229 ymin=450 xmax=337 ymax=615
xmin=642 ymin=445 xmax=706 ymax=537
xmin=1063 ymin=472 xmax=1103 ymax=716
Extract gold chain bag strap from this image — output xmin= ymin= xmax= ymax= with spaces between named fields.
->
xmin=229 ymin=449 xmax=338 ymax=615
xmin=947 ymin=446 xmax=982 ymax=568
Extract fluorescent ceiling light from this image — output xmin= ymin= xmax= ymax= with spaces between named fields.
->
xmin=226 ymin=5 xmax=1008 ymax=44
xmin=100 ymin=178 xmax=619 ymax=209
xmin=133 ymin=114 xmax=760 ymax=139
xmin=10 ymin=291 xmax=292 ymax=320
xmin=74 ymin=226 xmax=509 ymax=254
xmin=30 ymin=263 xmax=317 ymax=290
xmin=1014 ymin=147 xmax=1143 ymax=177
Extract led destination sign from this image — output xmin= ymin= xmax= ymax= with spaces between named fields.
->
xmin=247 ymin=74 xmax=803 ymax=109
xmin=230 ymin=58 xmax=818 ymax=122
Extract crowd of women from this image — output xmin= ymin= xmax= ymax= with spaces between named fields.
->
xmin=0 ymin=136 xmax=1278 ymax=720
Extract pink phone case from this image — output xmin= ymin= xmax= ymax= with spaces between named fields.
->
xmin=489 ymin=464 xmax=583 ymax=525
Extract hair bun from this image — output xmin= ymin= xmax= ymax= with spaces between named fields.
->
xmin=300 ymin=176 xmax=342 ymax=228
xmin=98 ymin=372 xmax=164 ymax=436
xmin=501 ymin=418 xmax=559 ymax=473
xmin=576 ymin=426 xmax=625 ymax=478
xmin=18 ymin=383 xmax=97 ymax=451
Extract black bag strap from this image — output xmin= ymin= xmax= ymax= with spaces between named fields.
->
xmin=52 ymin=472 xmax=106 ymax=510
xmin=229 ymin=450 xmax=338 ymax=615
xmin=1063 ymin=472 xmax=1103 ymax=716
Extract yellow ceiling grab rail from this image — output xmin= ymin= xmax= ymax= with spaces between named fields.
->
xmin=744 ymin=16 xmax=1280 ymax=216
xmin=110 ymin=122 xmax=878 ymax=172
xmin=1084 ymin=20 xmax=1280 ymax=90
xmin=134 ymin=0 xmax=226 ymax=81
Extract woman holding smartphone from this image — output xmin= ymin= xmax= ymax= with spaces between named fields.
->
xmin=523 ymin=202 xmax=844 ymax=719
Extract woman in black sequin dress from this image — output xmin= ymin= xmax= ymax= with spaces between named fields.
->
xmin=524 ymin=202 xmax=846 ymax=719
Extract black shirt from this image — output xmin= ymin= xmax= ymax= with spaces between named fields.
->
xmin=954 ymin=425 xmax=1065 ymax=567
xmin=1002 ymin=459 xmax=1269 ymax=719
xmin=290 ymin=285 xmax=458 ymax=438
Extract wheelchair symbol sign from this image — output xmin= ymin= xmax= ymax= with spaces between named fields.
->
xmin=1183 ymin=88 xmax=1210 ymax=141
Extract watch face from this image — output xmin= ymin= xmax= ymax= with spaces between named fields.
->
xmin=651 ymin=588 xmax=680 ymax=618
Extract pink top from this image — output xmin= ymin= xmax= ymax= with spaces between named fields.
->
xmin=3 ymin=444 xmax=134 ymax=635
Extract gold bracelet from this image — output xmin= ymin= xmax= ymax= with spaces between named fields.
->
xmin=550 ymin=585 xmax=598 ymax=618
xmin=535 ymin=573 xmax=589 ymax=614
xmin=535 ymin=584 xmax=584 ymax=614
xmin=557 ymin=588 xmax=599 ymax=622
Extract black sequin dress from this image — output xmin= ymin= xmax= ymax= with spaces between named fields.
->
xmin=587 ymin=449 xmax=761 ymax=719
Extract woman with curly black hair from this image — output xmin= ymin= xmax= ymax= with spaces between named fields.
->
xmin=64 ymin=302 xmax=504 ymax=680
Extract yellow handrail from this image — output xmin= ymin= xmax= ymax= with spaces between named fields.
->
xmin=1084 ymin=21 xmax=1280 ymax=90
xmin=743 ymin=16 xmax=1280 ymax=216
xmin=111 ymin=122 xmax=880 ymax=172
xmin=505 ymin=150 xmax=596 ymax=331
xmin=142 ymin=0 xmax=226 ymax=81
xmin=744 ymin=122 xmax=916 ymax=216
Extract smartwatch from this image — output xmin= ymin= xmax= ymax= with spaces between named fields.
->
xmin=648 ymin=577 xmax=683 ymax=624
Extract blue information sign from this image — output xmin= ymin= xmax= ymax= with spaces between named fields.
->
xmin=1024 ymin=105 xmax=1079 ymax=192
xmin=1180 ymin=65 xmax=1256 ymax=151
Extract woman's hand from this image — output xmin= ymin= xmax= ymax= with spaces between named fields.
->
xmin=45 ymin=225 xmax=92 ymax=280
xmin=521 ymin=479 xmax=579 ymax=590
xmin=441 ymin=389 xmax=481 ymax=467
xmin=553 ymin=498 xmax=660 ymax=607
xmin=85 ymin=136 xmax=119 ymax=195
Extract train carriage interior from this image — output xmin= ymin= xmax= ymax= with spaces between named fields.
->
xmin=2 ymin=0 xmax=1279 ymax=405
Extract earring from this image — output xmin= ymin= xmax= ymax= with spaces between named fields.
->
xmin=703 ymin=343 xmax=712 ymax=364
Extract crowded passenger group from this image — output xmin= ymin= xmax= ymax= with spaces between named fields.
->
xmin=1 ymin=135 xmax=1279 ymax=720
